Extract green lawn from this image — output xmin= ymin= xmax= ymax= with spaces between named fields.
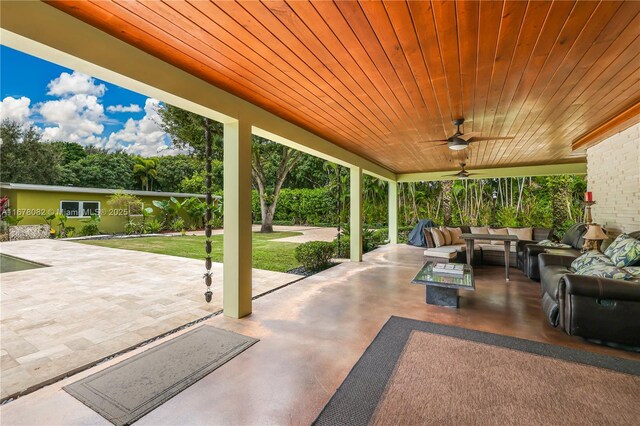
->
xmin=77 ymin=232 xmax=303 ymax=273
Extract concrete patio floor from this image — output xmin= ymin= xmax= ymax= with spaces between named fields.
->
xmin=1 ymin=244 xmax=637 ymax=425
xmin=0 ymin=239 xmax=299 ymax=400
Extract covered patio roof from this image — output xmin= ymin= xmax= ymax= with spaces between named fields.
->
xmin=4 ymin=1 xmax=637 ymax=179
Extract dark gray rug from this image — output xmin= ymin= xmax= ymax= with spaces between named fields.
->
xmin=64 ymin=325 xmax=257 ymax=425
xmin=313 ymin=316 xmax=640 ymax=426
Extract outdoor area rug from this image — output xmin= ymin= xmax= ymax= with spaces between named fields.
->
xmin=314 ymin=316 xmax=640 ymax=425
xmin=64 ymin=325 xmax=257 ymax=425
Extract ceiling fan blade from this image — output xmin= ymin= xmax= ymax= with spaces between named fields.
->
xmin=467 ymin=136 xmax=515 ymax=142
xmin=422 ymin=142 xmax=449 ymax=149
xmin=420 ymin=139 xmax=449 ymax=143
xmin=458 ymin=132 xmax=481 ymax=141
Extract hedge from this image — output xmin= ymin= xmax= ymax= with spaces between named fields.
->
xmin=252 ymin=188 xmax=338 ymax=225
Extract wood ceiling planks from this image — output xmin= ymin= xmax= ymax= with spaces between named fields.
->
xmin=47 ymin=0 xmax=640 ymax=174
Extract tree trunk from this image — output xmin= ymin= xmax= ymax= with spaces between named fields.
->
xmin=441 ymin=180 xmax=453 ymax=224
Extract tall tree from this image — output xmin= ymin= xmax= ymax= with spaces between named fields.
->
xmin=441 ymin=180 xmax=453 ymax=224
xmin=132 ymin=157 xmax=159 ymax=191
xmin=252 ymin=136 xmax=303 ymax=233
xmin=158 ymin=104 xmax=223 ymax=160
xmin=0 ymin=120 xmax=62 ymax=184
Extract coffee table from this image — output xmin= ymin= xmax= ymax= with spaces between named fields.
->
xmin=411 ymin=262 xmax=475 ymax=308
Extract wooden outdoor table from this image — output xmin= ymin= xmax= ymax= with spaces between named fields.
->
xmin=460 ymin=233 xmax=518 ymax=281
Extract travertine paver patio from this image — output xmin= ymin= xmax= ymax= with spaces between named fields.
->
xmin=0 ymin=239 xmax=299 ymax=400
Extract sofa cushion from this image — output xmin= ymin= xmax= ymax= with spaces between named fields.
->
xmin=470 ymin=226 xmax=491 ymax=244
xmin=439 ymin=226 xmax=452 ymax=245
xmin=575 ymin=263 xmax=633 ymax=280
xmin=447 ymin=227 xmax=464 ymax=245
xmin=570 ymin=251 xmax=613 ymax=271
xmin=422 ymin=228 xmax=435 ymax=248
xmin=488 ymin=228 xmax=508 ymax=245
xmin=508 ymin=227 xmax=533 ymax=241
xmin=430 ymin=228 xmax=446 ymax=247
xmin=560 ymin=223 xmax=587 ymax=248
xmin=424 ymin=248 xmax=457 ymax=260
xmin=478 ymin=243 xmax=516 ymax=253
xmin=604 ymin=233 xmax=640 ymax=267
xmin=537 ymin=239 xmax=572 ymax=248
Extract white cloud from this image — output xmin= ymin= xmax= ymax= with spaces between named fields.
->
xmin=106 ymin=98 xmax=179 ymax=156
xmin=0 ymin=96 xmax=32 ymax=125
xmin=47 ymin=71 xmax=106 ymax=97
xmin=39 ymin=94 xmax=106 ymax=145
xmin=107 ymin=104 xmax=142 ymax=113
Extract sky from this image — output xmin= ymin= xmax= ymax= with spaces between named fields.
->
xmin=0 ymin=45 xmax=180 ymax=156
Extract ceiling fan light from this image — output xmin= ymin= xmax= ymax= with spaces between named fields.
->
xmin=448 ymin=143 xmax=468 ymax=151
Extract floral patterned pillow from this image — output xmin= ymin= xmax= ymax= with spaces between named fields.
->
xmin=604 ymin=234 xmax=640 ymax=267
xmin=538 ymin=239 xmax=571 ymax=248
xmin=575 ymin=263 xmax=633 ymax=280
xmin=624 ymin=267 xmax=640 ymax=283
xmin=571 ymin=250 xmax=613 ymax=271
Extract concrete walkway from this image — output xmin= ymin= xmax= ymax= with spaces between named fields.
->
xmin=0 ymin=239 xmax=299 ymax=400
xmin=170 ymin=225 xmax=338 ymax=243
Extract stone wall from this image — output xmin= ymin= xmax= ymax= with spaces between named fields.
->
xmin=7 ymin=224 xmax=51 ymax=241
xmin=586 ymin=123 xmax=640 ymax=235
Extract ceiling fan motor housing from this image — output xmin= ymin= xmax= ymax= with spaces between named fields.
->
xmin=448 ymin=136 xmax=468 ymax=150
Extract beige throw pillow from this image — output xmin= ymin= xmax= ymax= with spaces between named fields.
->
xmin=447 ymin=227 xmax=464 ymax=245
xmin=508 ymin=227 xmax=532 ymax=241
xmin=488 ymin=228 xmax=509 ymax=245
xmin=439 ymin=226 xmax=452 ymax=245
xmin=430 ymin=228 xmax=446 ymax=247
xmin=470 ymin=226 xmax=491 ymax=244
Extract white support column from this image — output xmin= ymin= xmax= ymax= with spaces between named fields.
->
xmin=223 ymin=120 xmax=252 ymax=318
xmin=350 ymin=166 xmax=363 ymax=262
xmin=388 ymin=181 xmax=398 ymax=244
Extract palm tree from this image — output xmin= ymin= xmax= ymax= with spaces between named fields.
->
xmin=133 ymin=157 xmax=159 ymax=191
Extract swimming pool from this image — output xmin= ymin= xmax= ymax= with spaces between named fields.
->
xmin=0 ymin=254 xmax=48 ymax=273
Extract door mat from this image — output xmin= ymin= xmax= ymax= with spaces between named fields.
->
xmin=65 ymin=325 xmax=257 ymax=425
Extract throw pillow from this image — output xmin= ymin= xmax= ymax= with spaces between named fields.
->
xmin=604 ymin=234 xmax=640 ymax=267
xmin=422 ymin=228 xmax=434 ymax=248
xmin=538 ymin=239 xmax=571 ymax=248
xmin=488 ymin=228 xmax=508 ymax=245
xmin=571 ymin=250 xmax=614 ymax=271
xmin=439 ymin=226 xmax=452 ymax=245
xmin=508 ymin=227 xmax=533 ymax=241
xmin=624 ymin=267 xmax=640 ymax=283
xmin=447 ymin=227 xmax=464 ymax=245
xmin=430 ymin=228 xmax=446 ymax=248
xmin=470 ymin=226 xmax=490 ymax=244
xmin=604 ymin=233 xmax=629 ymax=258
xmin=575 ymin=262 xmax=633 ymax=281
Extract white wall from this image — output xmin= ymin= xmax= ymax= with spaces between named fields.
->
xmin=586 ymin=123 xmax=640 ymax=235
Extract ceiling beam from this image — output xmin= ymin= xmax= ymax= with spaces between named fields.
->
xmin=397 ymin=162 xmax=587 ymax=183
xmin=571 ymin=100 xmax=640 ymax=151
xmin=0 ymin=0 xmax=396 ymax=181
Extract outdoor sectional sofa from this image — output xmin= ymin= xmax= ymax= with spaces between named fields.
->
xmin=422 ymin=226 xmax=551 ymax=268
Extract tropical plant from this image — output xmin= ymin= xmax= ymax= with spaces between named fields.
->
xmin=295 ymin=241 xmax=335 ymax=271
xmin=124 ymin=221 xmax=144 ymax=235
xmin=183 ymin=197 xmax=207 ymax=229
xmin=152 ymin=197 xmax=184 ymax=227
xmin=132 ymin=157 xmax=159 ymax=191
xmin=79 ymin=214 xmax=101 ymax=236
xmin=170 ymin=217 xmax=186 ymax=232
xmin=107 ymin=192 xmax=142 ymax=223
xmin=144 ymin=219 xmax=164 ymax=234
xmin=3 ymin=216 xmax=23 ymax=226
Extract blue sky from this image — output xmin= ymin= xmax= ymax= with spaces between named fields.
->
xmin=0 ymin=45 xmax=176 ymax=156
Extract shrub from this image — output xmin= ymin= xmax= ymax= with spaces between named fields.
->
xmin=295 ymin=241 xmax=335 ymax=271
xmin=124 ymin=221 xmax=143 ymax=235
xmin=334 ymin=235 xmax=349 ymax=259
xmin=79 ymin=223 xmax=100 ymax=236
xmin=144 ymin=219 xmax=163 ymax=234
xmin=171 ymin=217 xmax=185 ymax=232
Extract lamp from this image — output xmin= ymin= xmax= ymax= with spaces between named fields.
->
xmin=582 ymin=224 xmax=607 ymax=252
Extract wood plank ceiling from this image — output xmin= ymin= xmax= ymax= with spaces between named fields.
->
xmin=47 ymin=0 xmax=640 ymax=174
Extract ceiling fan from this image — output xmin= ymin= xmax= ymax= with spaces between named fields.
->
xmin=423 ymin=118 xmax=514 ymax=150
xmin=446 ymin=163 xmax=478 ymax=179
